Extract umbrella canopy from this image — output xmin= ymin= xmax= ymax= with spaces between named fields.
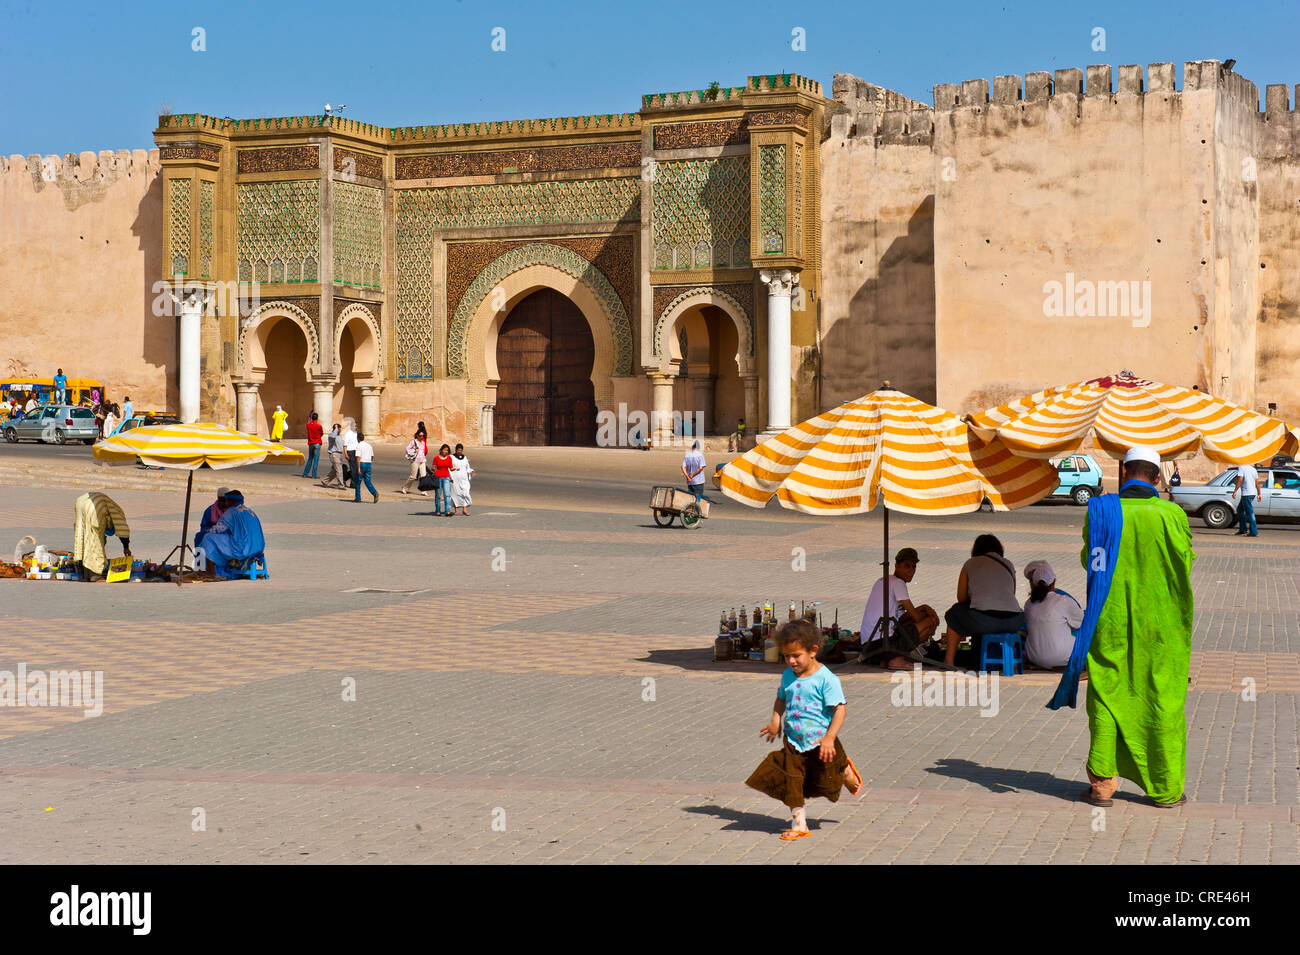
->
xmin=966 ymin=370 xmax=1297 ymax=464
xmin=93 ymin=422 xmax=304 ymax=470
xmin=720 ymin=388 xmax=1059 ymax=516
xmin=92 ymin=422 xmax=302 ymax=583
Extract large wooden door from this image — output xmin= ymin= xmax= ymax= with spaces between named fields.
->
xmin=494 ymin=289 xmax=596 ymax=446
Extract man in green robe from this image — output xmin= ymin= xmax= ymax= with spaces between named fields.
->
xmin=1080 ymin=446 xmax=1195 ymax=807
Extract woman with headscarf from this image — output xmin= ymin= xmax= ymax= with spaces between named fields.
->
xmin=271 ymin=405 xmax=288 ymax=442
xmin=194 ymin=487 xmax=230 ymax=555
xmin=450 ymin=443 xmax=474 ymax=515
xmin=1021 ymin=560 xmax=1084 ymax=670
xmin=431 ymin=444 xmax=454 ymax=517
xmin=399 ymin=422 xmax=429 ymax=496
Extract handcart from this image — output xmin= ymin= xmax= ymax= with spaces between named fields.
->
xmin=650 ymin=485 xmax=710 ymax=529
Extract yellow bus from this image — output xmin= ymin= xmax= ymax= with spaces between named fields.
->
xmin=0 ymin=378 xmax=105 ymax=420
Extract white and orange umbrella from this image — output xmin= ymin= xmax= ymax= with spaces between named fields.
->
xmin=720 ymin=388 xmax=1058 ymax=644
xmin=966 ymin=370 xmax=1297 ymax=464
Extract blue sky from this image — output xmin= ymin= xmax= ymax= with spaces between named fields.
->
xmin=2 ymin=0 xmax=1298 ymax=152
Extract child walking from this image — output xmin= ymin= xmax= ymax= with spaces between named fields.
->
xmin=746 ymin=619 xmax=863 ymax=841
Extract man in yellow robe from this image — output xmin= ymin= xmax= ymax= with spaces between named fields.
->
xmin=73 ymin=492 xmax=132 ymax=580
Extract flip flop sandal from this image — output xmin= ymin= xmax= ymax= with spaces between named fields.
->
xmin=845 ymin=756 xmax=865 ymax=797
xmin=1151 ymin=795 xmax=1188 ymax=809
xmin=1079 ymin=789 xmax=1113 ymax=807
xmin=779 ymin=829 xmax=811 ymax=841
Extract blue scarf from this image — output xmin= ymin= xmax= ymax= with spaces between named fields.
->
xmin=1047 ymin=492 xmax=1123 ymax=710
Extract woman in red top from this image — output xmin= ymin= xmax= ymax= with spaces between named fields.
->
xmin=432 ymin=443 xmax=454 ymax=517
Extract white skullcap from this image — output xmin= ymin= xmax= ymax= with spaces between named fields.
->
xmin=1124 ymin=446 xmax=1161 ymax=466
xmin=1024 ymin=559 xmax=1055 ymax=586
xmin=216 ymin=487 xmax=231 ymax=497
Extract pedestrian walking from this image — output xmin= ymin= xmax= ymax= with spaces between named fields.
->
xmin=321 ymin=424 xmax=347 ymax=488
xmin=271 ymin=404 xmax=288 ymax=442
xmin=1055 ymin=446 xmax=1196 ymax=809
xmin=121 ymin=395 xmax=132 ymax=423
xmin=399 ymin=423 xmax=429 ymax=496
xmin=450 ymin=443 xmax=474 ymax=515
xmin=681 ymin=440 xmax=706 ymax=501
xmin=431 ymin=443 xmax=454 ymax=516
xmin=745 ymin=619 xmax=863 ymax=841
xmin=302 ymin=411 xmax=323 ymax=479
xmin=352 ymin=432 xmax=379 ymax=503
xmin=341 ymin=418 xmax=359 ymax=489
xmin=1232 ymin=461 xmax=1259 ymax=537
xmin=103 ymin=404 xmax=119 ymax=438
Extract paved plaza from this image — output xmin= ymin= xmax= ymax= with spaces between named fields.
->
xmin=0 ymin=445 xmax=1297 ymax=864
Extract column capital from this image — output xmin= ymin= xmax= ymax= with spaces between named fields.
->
xmin=759 ymin=268 xmax=800 ymax=296
xmin=233 ymin=380 xmax=260 ymax=394
xmin=358 ymin=384 xmax=384 ymax=397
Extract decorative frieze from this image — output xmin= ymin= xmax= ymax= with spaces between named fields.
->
xmin=747 ymin=110 xmax=808 ymax=130
xmin=335 ymin=148 xmax=383 ymax=180
xmin=652 ymin=119 xmax=749 ymax=150
xmin=160 ymin=143 xmax=222 ymax=163
xmin=395 ymin=142 xmax=639 ymax=180
xmin=237 ymin=145 xmax=320 ymax=174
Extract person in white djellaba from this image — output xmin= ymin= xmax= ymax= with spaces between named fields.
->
xmin=450 ymin=443 xmax=475 ymax=516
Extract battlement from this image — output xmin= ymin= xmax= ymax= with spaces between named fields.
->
xmin=829 ymin=74 xmax=933 ymax=146
xmin=2 ymin=148 xmax=159 ymax=187
xmin=641 ymin=73 xmax=823 ymax=110
xmin=933 ymin=61 xmax=1266 ymax=112
xmin=1263 ymin=84 xmax=1300 ymax=117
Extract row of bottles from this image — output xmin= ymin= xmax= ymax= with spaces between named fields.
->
xmin=715 ymin=600 xmax=814 ymax=662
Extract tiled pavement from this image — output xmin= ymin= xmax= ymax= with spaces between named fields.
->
xmin=0 ymin=466 xmax=1297 ymax=865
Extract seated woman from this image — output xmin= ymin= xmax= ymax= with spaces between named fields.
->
xmin=941 ymin=534 xmax=1025 ymax=669
xmin=199 ymin=490 xmax=266 ymax=579
xmin=194 ymin=487 xmax=230 ymax=554
xmin=1021 ymin=560 xmax=1083 ymax=670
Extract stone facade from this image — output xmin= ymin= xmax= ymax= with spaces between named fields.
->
xmin=3 ymin=63 xmax=1298 ymax=446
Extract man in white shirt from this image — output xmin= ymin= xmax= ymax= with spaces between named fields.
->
xmin=341 ymin=419 xmax=359 ymax=490
xmin=1232 ymin=462 xmax=1259 ymax=537
xmin=352 ymin=431 xmax=378 ymax=503
xmin=858 ymin=547 xmax=940 ymax=668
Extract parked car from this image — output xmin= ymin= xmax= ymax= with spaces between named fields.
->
xmin=3 ymin=405 xmax=98 ymax=444
xmin=1049 ymin=454 xmax=1105 ymax=504
xmin=1171 ymin=465 xmax=1300 ymax=528
xmin=110 ymin=411 xmax=182 ymax=436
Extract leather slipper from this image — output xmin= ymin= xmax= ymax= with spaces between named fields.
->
xmin=1151 ymin=794 xmax=1188 ymax=809
xmin=1079 ymin=789 xmax=1113 ymax=807
xmin=779 ymin=829 xmax=811 ymax=841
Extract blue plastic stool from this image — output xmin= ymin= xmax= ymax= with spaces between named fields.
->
xmin=979 ymin=632 xmax=1023 ymax=675
xmin=235 ymin=554 xmax=268 ymax=580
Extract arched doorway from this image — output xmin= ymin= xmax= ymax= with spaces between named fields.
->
xmin=258 ymin=318 xmax=313 ymax=436
xmin=665 ymin=304 xmax=745 ymax=436
xmin=494 ymin=288 xmax=596 ymax=446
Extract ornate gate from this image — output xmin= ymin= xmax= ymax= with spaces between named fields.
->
xmin=494 ymin=289 xmax=596 ymax=446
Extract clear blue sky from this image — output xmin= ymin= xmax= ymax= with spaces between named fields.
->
xmin=2 ymin=0 xmax=1298 ymax=153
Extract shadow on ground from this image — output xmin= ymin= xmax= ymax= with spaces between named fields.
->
xmin=925 ymin=757 xmax=1109 ymax=802
xmin=683 ymin=804 xmax=838 ymax=834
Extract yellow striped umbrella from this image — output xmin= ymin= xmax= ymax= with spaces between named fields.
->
xmin=720 ymin=389 xmax=1057 ymax=647
xmin=967 ymin=370 xmax=1297 ymax=463
xmin=720 ymin=388 xmax=1058 ymax=516
xmin=93 ymin=422 xmax=303 ymax=582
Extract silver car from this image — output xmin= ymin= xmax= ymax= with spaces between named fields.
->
xmin=2 ymin=405 xmax=99 ymax=445
xmin=1171 ymin=466 xmax=1300 ymax=528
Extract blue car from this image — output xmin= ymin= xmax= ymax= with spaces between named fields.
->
xmin=1050 ymin=454 xmax=1105 ymax=505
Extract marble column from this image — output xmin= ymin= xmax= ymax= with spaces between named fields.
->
xmin=312 ymin=380 xmax=335 ymax=433
xmin=651 ymin=373 xmax=674 ymax=445
xmin=176 ymin=288 xmax=205 ymax=423
xmin=234 ymin=382 xmax=260 ymax=435
xmin=692 ymin=374 xmax=716 ymax=436
xmin=742 ymin=375 xmax=760 ymax=448
xmin=359 ymin=385 xmax=382 ymax=439
xmin=759 ymin=269 xmax=799 ymax=438
xmin=478 ymin=403 xmax=495 ymax=447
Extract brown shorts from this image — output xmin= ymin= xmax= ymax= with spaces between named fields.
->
xmin=745 ymin=738 xmax=850 ymax=808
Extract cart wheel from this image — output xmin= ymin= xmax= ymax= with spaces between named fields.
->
xmin=681 ymin=504 xmax=702 ymax=528
xmin=653 ymin=508 xmax=674 ymax=527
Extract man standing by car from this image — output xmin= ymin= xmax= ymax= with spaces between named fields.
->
xmin=1232 ymin=461 xmax=1260 ymax=537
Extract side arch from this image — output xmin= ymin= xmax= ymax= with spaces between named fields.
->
xmin=447 ymin=243 xmax=633 ymax=378
xmin=238 ymin=300 xmax=321 ymax=382
xmin=334 ymin=302 xmax=384 ymax=382
xmin=653 ymin=286 xmax=754 ymax=376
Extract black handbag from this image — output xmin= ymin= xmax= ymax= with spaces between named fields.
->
xmin=418 ymin=471 xmax=437 ymax=492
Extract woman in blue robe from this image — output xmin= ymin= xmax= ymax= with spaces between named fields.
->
xmin=200 ymin=491 xmax=266 ymax=579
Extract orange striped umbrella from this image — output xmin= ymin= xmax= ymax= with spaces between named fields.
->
xmin=967 ymin=370 xmax=1297 ymax=463
xmin=720 ymin=388 xmax=1058 ymax=516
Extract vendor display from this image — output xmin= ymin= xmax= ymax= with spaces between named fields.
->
xmin=713 ymin=601 xmax=854 ymax=662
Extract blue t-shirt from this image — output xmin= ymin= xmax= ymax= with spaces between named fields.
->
xmin=779 ymin=665 xmax=846 ymax=753
xmin=53 ymin=374 xmax=67 ymax=392
xmin=682 ymin=449 xmax=706 ymax=486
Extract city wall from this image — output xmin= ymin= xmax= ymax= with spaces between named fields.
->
xmin=820 ymin=75 xmax=938 ymax=405
xmin=1256 ymin=85 xmax=1300 ymax=422
xmin=0 ymin=150 xmax=170 ymax=410
xmin=932 ymin=62 xmax=1233 ymax=414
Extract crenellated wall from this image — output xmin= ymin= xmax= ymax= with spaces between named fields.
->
xmin=0 ymin=149 xmax=170 ymax=410
xmin=820 ymin=74 xmax=937 ymax=405
xmin=1256 ymin=84 xmax=1300 ymax=421
xmin=930 ymin=61 xmax=1266 ymax=413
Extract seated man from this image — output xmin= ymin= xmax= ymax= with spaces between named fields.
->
xmin=73 ymin=491 xmax=131 ymax=582
xmin=199 ymin=490 xmax=266 ymax=579
xmin=858 ymin=547 xmax=940 ymax=668
xmin=194 ymin=487 xmax=231 ymax=555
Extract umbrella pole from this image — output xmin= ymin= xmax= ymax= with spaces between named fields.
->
xmin=177 ymin=470 xmax=194 ymax=587
xmin=881 ymin=504 xmax=890 ymax=642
